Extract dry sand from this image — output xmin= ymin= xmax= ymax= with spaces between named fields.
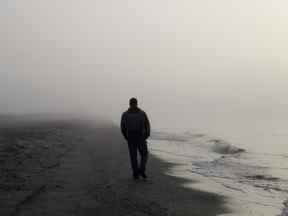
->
xmin=0 ymin=117 xmax=230 ymax=216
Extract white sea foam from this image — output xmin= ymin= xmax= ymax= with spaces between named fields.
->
xmin=150 ymin=131 xmax=288 ymax=216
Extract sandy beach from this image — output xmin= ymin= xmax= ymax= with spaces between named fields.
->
xmin=0 ymin=117 xmax=229 ymax=216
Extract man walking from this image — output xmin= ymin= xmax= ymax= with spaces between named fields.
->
xmin=121 ymin=98 xmax=151 ymax=180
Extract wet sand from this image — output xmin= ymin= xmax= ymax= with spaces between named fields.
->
xmin=0 ymin=117 xmax=229 ymax=216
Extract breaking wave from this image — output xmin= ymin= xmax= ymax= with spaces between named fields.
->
xmin=209 ymin=139 xmax=246 ymax=154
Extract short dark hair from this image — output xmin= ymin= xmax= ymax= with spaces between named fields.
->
xmin=129 ymin=98 xmax=138 ymax=106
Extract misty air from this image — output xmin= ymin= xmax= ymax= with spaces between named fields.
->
xmin=1 ymin=1 xmax=288 ymax=215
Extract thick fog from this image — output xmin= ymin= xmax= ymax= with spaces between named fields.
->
xmin=1 ymin=0 xmax=288 ymax=132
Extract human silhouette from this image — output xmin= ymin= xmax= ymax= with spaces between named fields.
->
xmin=121 ymin=98 xmax=151 ymax=180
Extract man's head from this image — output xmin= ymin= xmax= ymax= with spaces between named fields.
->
xmin=129 ymin=97 xmax=138 ymax=108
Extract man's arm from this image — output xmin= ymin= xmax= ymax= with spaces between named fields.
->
xmin=121 ymin=113 xmax=128 ymax=140
xmin=144 ymin=112 xmax=151 ymax=139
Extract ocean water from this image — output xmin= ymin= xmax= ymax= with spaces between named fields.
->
xmin=150 ymin=115 xmax=288 ymax=215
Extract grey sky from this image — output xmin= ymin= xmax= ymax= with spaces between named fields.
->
xmin=1 ymin=0 xmax=288 ymax=130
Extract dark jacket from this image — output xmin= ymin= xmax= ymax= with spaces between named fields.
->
xmin=121 ymin=107 xmax=150 ymax=140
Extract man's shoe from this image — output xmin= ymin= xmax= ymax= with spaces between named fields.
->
xmin=140 ymin=172 xmax=147 ymax=179
xmin=133 ymin=174 xmax=139 ymax=180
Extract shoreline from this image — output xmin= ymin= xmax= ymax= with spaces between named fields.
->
xmin=150 ymin=131 xmax=288 ymax=216
xmin=0 ymin=117 xmax=229 ymax=216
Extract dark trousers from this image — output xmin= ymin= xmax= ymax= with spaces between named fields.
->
xmin=127 ymin=136 xmax=148 ymax=176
